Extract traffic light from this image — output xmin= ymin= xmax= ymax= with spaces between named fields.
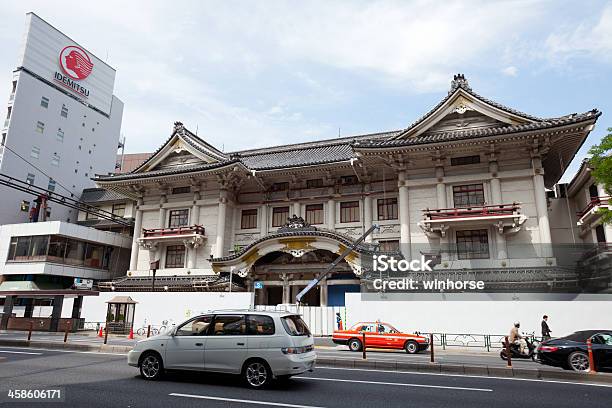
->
xmin=20 ymin=200 xmax=29 ymax=212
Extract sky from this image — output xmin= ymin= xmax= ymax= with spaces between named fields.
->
xmin=1 ymin=0 xmax=611 ymax=182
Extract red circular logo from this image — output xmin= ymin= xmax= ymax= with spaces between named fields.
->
xmin=59 ymin=46 xmax=93 ymax=80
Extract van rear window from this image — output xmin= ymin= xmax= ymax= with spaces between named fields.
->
xmin=281 ymin=315 xmax=311 ymax=336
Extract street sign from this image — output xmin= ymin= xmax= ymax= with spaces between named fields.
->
xmin=73 ymin=278 xmax=93 ymax=289
xmin=254 ymin=281 xmax=264 ymax=289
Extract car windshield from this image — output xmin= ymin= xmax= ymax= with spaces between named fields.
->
xmin=281 ymin=315 xmax=311 ymax=336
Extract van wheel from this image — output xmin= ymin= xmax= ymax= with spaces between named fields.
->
xmin=348 ymin=338 xmax=362 ymax=352
xmin=139 ymin=352 xmax=164 ymax=380
xmin=405 ymin=341 xmax=419 ymax=354
xmin=243 ymin=359 xmax=271 ymax=388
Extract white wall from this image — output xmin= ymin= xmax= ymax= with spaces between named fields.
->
xmin=81 ymin=292 xmax=253 ymax=327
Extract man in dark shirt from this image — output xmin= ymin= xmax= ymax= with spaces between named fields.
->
xmin=541 ymin=315 xmax=552 ymax=341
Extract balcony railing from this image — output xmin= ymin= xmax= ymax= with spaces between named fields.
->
xmin=142 ymin=225 xmax=205 ymax=238
xmin=423 ymin=203 xmax=521 ymax=220
xmin=577 ymin=196 xmax=610 ymax=218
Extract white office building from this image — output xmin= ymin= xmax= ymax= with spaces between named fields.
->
xmin=0 ymin=12 xmax=123 ymax=225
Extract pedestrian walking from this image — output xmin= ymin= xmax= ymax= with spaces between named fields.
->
xmin=541 ymin=315 xmax=552 ymax=341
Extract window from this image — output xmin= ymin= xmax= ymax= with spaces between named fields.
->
xmin=452 ymin=184 xmax=485 ymax=207
xmin=271 ymin=182 xmax=289 ymax=192
xmin=306 ymin=178 xmax=324 ymax=188
xmin=30 ymin=146 xmax=40 ymax=159
xmin=451 ymin=155 xmax=480 ymax=166
xmin=84 ymin=243 xmax=106 ymax=268
xmin=60 ymin=105 xmax=68 ymax=118
xmin=211 ymin=315 xmax=246 ymax=335
xmin=281 ymin=315 xmax=311 ymax=336
xmin=247 ymin=315 xmax=275 ymax=335
xmin=112 ymin=203 xmax=126 ymax=217
xmin=456 ymin=229 xmax=489 ymax=260
xmin=377 ymin=198 xmax=398 ymax=220
xmin=241 ymin=209 xmax=258 ymax=229
xmin=35 ymin=121 xmax=45 ymax=133
xmin=47 ymin=179 xmax=56 ymax=192
xmin=26 ymin=173 xmax=35 ymax=185
xmin=168 ymin=209 xmax=189 ymax=227
xmin=64 ymin=239 xmax=86 ymax=266
xmin=340 ymin=201 xmax=360 ymax=223
xmin=175 ymin=315 xmax=212 ymax=336
xmin=56 ymin=128 xmax=64 ymax=142
xmin=86 ymin=208 xmax=99 ymax=220
xmin=171 ymin=186 xmax=190 ymax=195
xmin=378 ymin=240 xmax=399 ymax=252
xmin=165 ymin=245 xmax=186 ymax=268
xmin=40 ymin=97 xmax=49 ymax=108
xmin=305 ymin=204 xmax=324 ymax=225
xmin=340 ymin=175 xmax=358 ymax=185
xmin=51 ymin=153 xmax=60 ymax=167
xmin=272 ymin=206 xmax=289 ymax=227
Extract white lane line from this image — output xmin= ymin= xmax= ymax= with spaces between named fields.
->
xmin=316 ymin=366 xmax=612 ymax=388
xmin=169 ymin=393 xmax=326 ymax=408
xmin=0 ymin=350 xmax=43 ymax=355
xmin=295 ymin=376 xmax=492 ymax=392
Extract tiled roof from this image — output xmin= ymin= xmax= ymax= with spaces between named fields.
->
xmin=96 ymin=159 xmax=242 ymax=182
xmin=80 ymin=188 xmax=127 ymax=202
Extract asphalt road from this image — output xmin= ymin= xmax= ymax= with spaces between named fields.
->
xmin=0 ymin=346 xmax=610 ymax=408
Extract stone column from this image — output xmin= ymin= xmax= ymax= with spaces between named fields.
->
xmin=215 ymin=188 xmax=228 ymax=258
xmin=159 ymin=192 xmax=167 ymax=228
xmin=260 ymin=204 xmax=269 ymax=237
xmin=186 ymin=242 xmax=196 ymax=269
xmin=435 ymin=166 xmax=449 ymax=259
xmin=129 ymin=198 xmax=144 ymax=271
xmin=490 ymin=160 xmax=507 ymax=259
xmin=191 ymin=190 xmax=201 ymax=226
xmin=293 ymin=201 xmax=301 ymax=218
xmin=49 ymin=295 xmax=64 ymax=332
xmin=320 ymin=279 xmax=328 ymax=307
xmin=532 ymin=157 xmax=552 ymax=258
xmin=0 ymin=295 xmax=16 ymax=329
xmin=363 ymin=186 xmax=373 ymax=242
xmin=398 ymin=171 xmax=411 ymax=259
xmin=281 ymin=274 xmax=290 ymax=304
xmin=327 ymin=193 xmax=336 ymax=231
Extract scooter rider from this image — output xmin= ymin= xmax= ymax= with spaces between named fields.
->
xmin=509 ymin=321 xmax=528 ymax=355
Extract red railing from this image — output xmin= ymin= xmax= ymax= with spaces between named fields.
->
xmin=423 ymin=203 xmax=520 ymax=220
xmin=142 ymin=225 xmax=205 ymax=238
xmin=576 ymin=196 xmax=610 ymax=217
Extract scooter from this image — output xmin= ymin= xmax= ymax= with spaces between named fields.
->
xmin=500 ymin=333 xmax=540 ymax=361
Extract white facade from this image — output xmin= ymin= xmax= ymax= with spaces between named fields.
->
xmin=0 ymin=13 xmax=123 ymax=225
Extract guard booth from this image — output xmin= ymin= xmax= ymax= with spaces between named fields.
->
xmin=105 ymin=296 xmax=137 ymax=334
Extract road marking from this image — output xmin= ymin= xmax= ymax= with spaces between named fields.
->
xmin=295 ymin=376 xmax=492 ymax=392
xmin=316 ymin=366 xmax=612 ymax=388
xmin=0 ymin=350 xmax=43 ymax=355
xmin=0 ymin=347 xmax=126 ymax=356
xmin=169 ymin=393 xmax=326 ymax=408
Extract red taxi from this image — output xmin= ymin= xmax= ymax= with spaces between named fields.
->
xmin=332 ymin=321 xmax=429 ymax=354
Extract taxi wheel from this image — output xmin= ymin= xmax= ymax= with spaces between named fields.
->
xmin=404 ymin=341 xmax=419 ymax=354
xmin=348 ymin=338 xmax=362 ymax=352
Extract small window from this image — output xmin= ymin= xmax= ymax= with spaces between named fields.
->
xmin=56 ymin=128 xmax=64 ymax=142
xmin=247 ymin=315 xmax=275 ymax=335
xmin=168 ymin=209 xmax=189 ymax=228
xmin=51 ymin=154 xmax=60 ymax=167
xmin=30 ymin=146 xmax=40 ymax=159
xmin=272 ymin=206 xmax=289 ymax=227
xmin=26 ymin=173 xmax=35 ymax=185
xmin=377 ymin=198 xmax=398 ymax=220
xmin=378 ymin=240 xmax=399 ymax=252
xmin=60 ymin=105 xmax=68 ymax=118
xmin=306 ymin=178 xmax=324 ymax=188
xmin=211 ymin=315 xmax=246 ymax=336
xmin=85 ymin=208 xmax=99 ymax=220
xmin=271 ymin=182 xmax=289 ymax=192
xmin=165 ymin=245 xmax=186 ymax=268
xmin=340 ymin=175 xmax=358 ymax=185
xmin=305 ymin=204 xmax=324 ymax=225
xmin=171 ymin=186 xmax=191 ymax=195
xmin=35 ymin=121 xmax=45 ymax=133
xmin=456 ymin=230 xmax=489 ymax=260
xmin=40 ymin=97 xmax=49 ymax=108
xmin=451 ymin=155 xmax=480 ymax=166
xmin=281 ymin=315 xmax=311 ymax=336
xmin=112 ymin=203 xmax=126 ymax=217
xmin=453 ymin=184 xmax=485 ymax=207
xmin=241 ymin=209 xmax=258 ymax=229
xmin=340 ymin=201 xmax=360 ymax=223
xmin=175 ymin=315 xmax=212 ymax=336
xmin=47 ymin=179 xmax=56 ymax=192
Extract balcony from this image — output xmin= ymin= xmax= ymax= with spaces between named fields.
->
xmin=577 ymin=196 xmax=611 ymax=232
xmin=418 ymin=203 xmax=527 ymax=237
xmin=138 ymin=225 xmax=206 ymax=249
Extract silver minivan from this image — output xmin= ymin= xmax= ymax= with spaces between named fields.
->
xmin=128 ymin=310 xmax=316 ymax=388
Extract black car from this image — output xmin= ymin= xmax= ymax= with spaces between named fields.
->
xmin=537 ymin=330 xmax=612 ymax=372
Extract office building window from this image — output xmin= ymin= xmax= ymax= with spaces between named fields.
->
xmin=340 ymin=201 xmax=360 ymax=223
xmin=60 ymin=105 xmax=68 ymax=118
xmin=305 ymin=204 xmax=324 ymax=225
xmin=378 ymin=240 xmax=400 ymax=252
xmin=241 ymin=209 xmax=258 ymax=229
xmin=272 ymin=206 xmax=289 ymax=227
xmin=30 ymin=146 xmax=40 ymax=159
xmin=452 ymin=184 xmax=485 ymax=207
xmin=56 ymin=128 xmax=64 ymax=142
xmin=40 ymin=97 xmax=49 ymax=108
xmin=456 ymin=230 xmax=489 ymax=259
xmin=112 ymin=203 xmax=126 ymax=217
xmin=35 ymin=121 xmax=45 ymax=133
xmin=165 ymin=245 xmax=185 ymax=268
xmin=51 ymin=154 xmax=60 ymax=167
xmin=306 ymin=178 xmax=324 ymax=188
xmin=168 ymin=209 xmax=189 ymax=228
xmin=47 ymin=179 xmax=56 ymax=192
xmin=377 ymin=198 xmax=398 ymax=220
xmin=26 ymin=173 xmax=35 ymax=185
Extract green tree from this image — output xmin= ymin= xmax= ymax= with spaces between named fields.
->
xmin=588 ymin=127 xmax=612 ymax=225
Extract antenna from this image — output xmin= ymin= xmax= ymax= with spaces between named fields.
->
xmin=195 ymin=124 xmax=198 ymax=135
xmin=338 ymin=127 xmax=341 ymax=138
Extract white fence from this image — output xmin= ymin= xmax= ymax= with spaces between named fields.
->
xmin=254 ymin=305 xmax=345 ymax=336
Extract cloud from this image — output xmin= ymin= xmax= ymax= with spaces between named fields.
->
xmin=502 ymin=66 xmax=518 ymax=77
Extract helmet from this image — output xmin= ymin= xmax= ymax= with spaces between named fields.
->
xmin=514 ymin=321 xmax=520 ymax=328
